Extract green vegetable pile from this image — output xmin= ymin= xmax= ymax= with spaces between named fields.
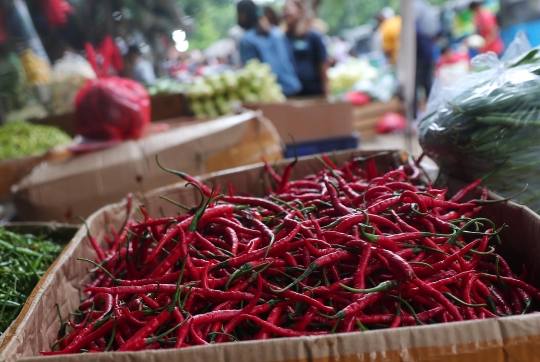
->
xmin=0 ymin=228 xmax=64 ymax=334
xmin=419 ymin=48 xmax=540 ymax=212
xmin=0 ymin=121 xmax=71 ymax=161
xmin=0 ymin=53 xmax=30 ymax=112
xmin=146 ymin=78 xmax=186 ymax=97
xmin=185 ymin=59 xmax=286 ymax=118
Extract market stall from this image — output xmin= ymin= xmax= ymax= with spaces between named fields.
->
xmin=4 ymin=0 xmax=540 ymax=361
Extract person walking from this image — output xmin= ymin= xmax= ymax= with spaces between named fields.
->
xmin=282 ymin=0 xmax=330 ymax=97
xmin=237 ymin=0 xmax=301 ymax=97
xmin=377 ymin=7 xmax=402 ymax=66
xmin=470 ymin=1 xmax=504 ymax=56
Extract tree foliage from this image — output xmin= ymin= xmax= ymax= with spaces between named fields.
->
xmin=180 ymin=0 xmax=449 ymax=49
xmin=178 ymin=0 xmax=236 ymax=50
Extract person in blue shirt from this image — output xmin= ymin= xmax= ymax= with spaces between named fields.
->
xmin=237 ymin=0 xmax=301 ymax=97
xmin=283 ymin=0 xmax=330 ymax=97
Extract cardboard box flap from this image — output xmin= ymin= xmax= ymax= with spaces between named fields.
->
xmin=12 ymin=111 xmax=282 ymax=222
xmin=245 ymin=100 xmax=354 ymax=143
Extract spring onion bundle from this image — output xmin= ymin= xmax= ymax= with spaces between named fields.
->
xmin=419 ymin=47 xmax=540 ymax=213
xmin=0 ymin=228 xmax=64 ymax=334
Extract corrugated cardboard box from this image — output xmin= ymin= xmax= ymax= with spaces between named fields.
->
xmin=245 ymin=99 xmax=354 ymax=143
xmin=0 ymin=155 xmax=44 ymax=203
xmin=2 ymin=150 xmax=540 ymax=362
xmin=12 ymin=111 xmax=282 ymax=222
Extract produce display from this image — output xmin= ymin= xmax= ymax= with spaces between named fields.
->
xmin=43 ymin=154 xmax=539 ymax=354
xmin=0 ymin=53 xmax=30 ymax=112
xmin=185 ymin=59 xmax=286 ymax=118
xmin=19 ymin=48 xmax=51 ymax=85
xmin=0 ymin=228 xmax=64 ymax=334
xmin=419 ymin=47 xmax=540 ymax=213
xmin=327 ymin=58 xmax=378 ymax=96
xmin=49 ymin=53 xmax=96 ymax=115
xmin=146 ymin=78 xmax=186 ymax=97
xmin=0 ymin=121 xmax=71 ymax=161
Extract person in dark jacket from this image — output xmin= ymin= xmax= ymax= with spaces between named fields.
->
xmin=282 ymin=0 xmax=329 ymax=97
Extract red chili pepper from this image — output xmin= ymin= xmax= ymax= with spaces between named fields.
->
xmin=221 ymin=196 xmax=284 ymax=214
xmin=241 ymin=315 xmax=327 ymax=336
xmin=256 ymin=305 xmax=283 ymax=339
xmin=450 ymin=179 xmax=483 ymax=203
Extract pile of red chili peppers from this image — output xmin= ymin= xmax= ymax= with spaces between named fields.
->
xmin=44 ymin=153 xmax=540 ymax=354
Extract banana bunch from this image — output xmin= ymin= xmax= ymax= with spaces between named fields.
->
xmin=20 ymin=49 xmax=51 ymax=85
xmin=186 ymin=59 xmax=286 ymax=118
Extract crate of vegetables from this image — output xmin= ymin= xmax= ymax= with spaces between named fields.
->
xmin=3 ymin=150 xmax=540 ymax=362
xmin=0 ymin=121 xmax=72 ymax=202
xmin=0 ymin=222 xmax=78 ymax=349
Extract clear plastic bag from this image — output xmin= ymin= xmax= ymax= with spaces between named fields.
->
xmin=419 ymin=32 xmax=540 ymax=213
xmin=50 ymin=52 xmax=96 ymax=115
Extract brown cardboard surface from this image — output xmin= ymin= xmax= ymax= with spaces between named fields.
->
xmin=245 ymin=100 xmax=354 ymax=143
xmin=12 ymin=111 xmax=282 ymax=222
xmin=0 ymin=156 xmax=45 ymax=203
xmin=3 ymin=149 xmax=540 ymax=362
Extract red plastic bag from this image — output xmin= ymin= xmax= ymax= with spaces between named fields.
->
xmin=375 ymin=112 xmax=406 ymax=134
xmin=39 ymin=0 xmax=74 ymax=27
xmin=74 ymin=40 xmax=150 ymax=141
xmin=75 ymin=77 xmax=150 ymax=140
xmin=344 ymin=91 xmax=371 ymax=107
xmin=97 ymin=36 xmax=124 ymax=74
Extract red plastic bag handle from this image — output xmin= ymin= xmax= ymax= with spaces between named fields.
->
xmin=85 ymin=42 xmax=99 ymax=76
xmin=85 ymin=35 xmax=115 ymax=78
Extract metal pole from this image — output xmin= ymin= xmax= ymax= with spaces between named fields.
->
xmin=397 ymin=0 xmax=417 ymax=154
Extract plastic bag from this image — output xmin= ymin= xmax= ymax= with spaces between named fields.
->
xmin=75 ymin=77 xmax=150 ymax=141
xmin=38 ymin=0 xmax=74 ymax=27
xmin=376 ymin=112 xmax=406 ymax=134
xmin=50 ymin=52 xmax=96 ymax=115
xmin=419 ymin=32 xmax=540 ymax=212
xmin=74 ymin=38 xmax=150 ymax=141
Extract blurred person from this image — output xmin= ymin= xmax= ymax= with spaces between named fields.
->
xmin=470 ymin=1 xmax=504 ymax=55
xmin=414 ymin=0 xmax=440 ymax=115
xmin=237 ymin=0 xmax=301 ymax=96
xmin=283 ymin=0 xmax=330 ymax=97
xmin=126 ymin=45 xmax=156 ymax=84
xmin=435 ymin=44 xmax=470 ymax=79
xmin=377 ymin=7 xmax=401 ymax=65
xmin=333 ymin=36 xmax=351 ymax=64
xmin=263 ymin=6 xmax=280 ymax=27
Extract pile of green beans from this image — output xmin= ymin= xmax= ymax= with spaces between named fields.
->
xmin=0 ymin=121 xmax=71 ymax=161
xmin=419 ymin=48 xmax=540 ymax=213
xmin=0 ymin=228 xmax=64 ymax=334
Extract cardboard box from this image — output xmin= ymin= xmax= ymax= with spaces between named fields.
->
xmin=245 ymin=99 xmax=354 ymax=143
xmin=0 ymin=222 xmax=79 ymax=349
xmin=3 ymin=150 xmax=540 ymax=362
xmin=12 ymin=111 xmax=282 ymax=222
xmin=150 ymin=93 xmax=189 ymax=122
xmin=0 ymin=156 xmax=45 ymax=203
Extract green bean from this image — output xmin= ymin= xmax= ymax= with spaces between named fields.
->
xmin=0 ymin=228 xmax=64 ymax=334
